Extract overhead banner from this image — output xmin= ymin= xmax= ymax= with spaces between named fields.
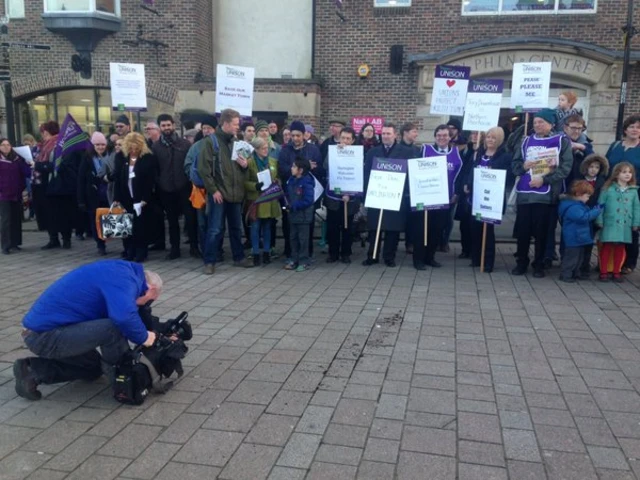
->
xmin=364 ymin=158 xmax=407 ymax=211
xmin=351 ymin=116 xmax=384 ymax=135
xmin=510 ymin=62 xmax=552 ymax=112
xmin=463 ymin=79 xmax=504 ymax=132
xmin=472 ymin=168 xmax=507 ymax=224
xmin=430 ymin=65 xmax=471 ymax=117
xmin=215 ymin=64 xmax=255 ymax=116
xmin=328 ymin=145 xmax=364 ymax=196
xmin=407 ymin=156 xmax=450 ymax=211
xmin=109 ymin=63 xmax=147 ymax=111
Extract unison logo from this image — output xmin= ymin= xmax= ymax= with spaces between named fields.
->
xmin=472 ymin=81 xmax=499 ymax=93
xmin=523 ymin=64 xmax=542 ymax=73
xmin=375 ymin=160 xmax=403 ymax=172
xmin=481 ymin=171 xmax=497 ymax=180
xmin=226 ymin=67 xmax=245 ymax=78
xmin=118 ymin=65 xmax=137 ymax=74
xmin=439 ymin=66 xmax=467 ymax=79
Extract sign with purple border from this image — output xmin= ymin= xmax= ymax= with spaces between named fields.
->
xmin=463 ymin=79 xmax=504 ymax=132
xmin=364 ymin=158 xmax=407 ymax=211
xmin=430 ymin=65 xmax=471 ymax=116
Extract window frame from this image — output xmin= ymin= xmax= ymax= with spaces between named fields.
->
xmin=461 ymin=0 xmax=597 ymax=16
xmin=374 ymin=0 xmax=412 ymax=8
xmin=7 ymin=0 xmax=26 ymax=19
xmin=43 ymin=0 xmax=121 ymax=17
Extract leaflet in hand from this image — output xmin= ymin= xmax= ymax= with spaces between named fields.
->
xmin=257 ymin=169 xmax=272 ymax=191
xmin=528 ymin=148 xmax=558 ymax=177
xmin=232 ymin=141 xmax=254 ymax=161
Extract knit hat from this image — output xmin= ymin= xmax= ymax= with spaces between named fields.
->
xmin=534 ymin=108 xmax=557 ymax=126
xmin=184 ymin=129 xmax=198 ymax=138
xmin=304 ymin=124 xmax=315 ymax=134
xmin=255 ymin=120 xmax=269 ymax=133
xmin=289 ymin=120 xmax=306 ymax=134
xmin=329 ymin=119 xmax=346 ymax=126
xmin=115 ymin=115 xmax=130 ymax=126
xmin=91 ymin=131 xmax=107 ymax=145
xmin=201 ymin=114 xmax=217 ymax=128
xmin=447 ymin=118 xmax=462 ymax=131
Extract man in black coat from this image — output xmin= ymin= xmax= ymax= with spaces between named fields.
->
xmin=362 ymin=123 xmax=414 ymax=267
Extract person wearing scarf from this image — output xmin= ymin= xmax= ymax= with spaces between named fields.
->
xmin=78 ymin=132 xmax=111 ymax=255
xmin=357 ymin=123 xmax=380 ymax=155
xmin=32 ymin=121 xmax=59 ymax=232
xmin=0 ymin=138 xmax=32 ymax=254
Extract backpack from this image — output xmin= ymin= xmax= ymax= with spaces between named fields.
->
xmin=190 ymin=134 xmax=219 ymax=188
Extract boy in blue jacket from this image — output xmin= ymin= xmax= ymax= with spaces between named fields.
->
xmin=558 ymin=180 xmax=602 ymax=282
xmin=285 ymin=158 xmax=315 ymax=271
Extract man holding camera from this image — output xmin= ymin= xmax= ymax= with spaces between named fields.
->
xmin=14 ymin=260 xmax=162 ymax=400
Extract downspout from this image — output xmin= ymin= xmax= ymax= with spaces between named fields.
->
xmin=311 ymin=0 xmax=316 ymax=79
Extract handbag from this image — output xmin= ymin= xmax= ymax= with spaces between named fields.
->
xmin=96 ymin=203 xmax=133 ymax=240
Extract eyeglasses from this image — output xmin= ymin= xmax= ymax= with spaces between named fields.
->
xmin=567 ymin=126 xmax=584 ymax=132
xmin=144 ymin=127 xmax=158 ymax=131
xmin=93 ymin=143 xmax=107 ymax=147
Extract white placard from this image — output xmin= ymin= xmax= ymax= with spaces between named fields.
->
xmin=328 ymin=145 xmax=364 ymax=195
xmin=14 ymin=146 xmax=33 ymax=163
xmin=257 ymin=169 xmax=272 ymax=191
xmin=109 ymin=63 xmax=147 ymax=111
xmin=407 ymin=157 xmax=450 ymax=211
xmin=463 ymin=80 xmax=504 ymax=132
xmin=429 ymin=65 xmax=471 ymax=116
xmin=364 ymin=158 xmax=407 ymax=212
xmin=472 ymin=168 xmax=507 ymax=224
xmin=215 ymin=64 xmax=255 ymax=116
xmin=312 ymin=174 xmax=324 ymax=202
xmin=510 ymin=62 xmax=552 ymax=111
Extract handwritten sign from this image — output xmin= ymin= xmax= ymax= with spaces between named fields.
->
xmin=328 ymin=145 xmax=364 ymax=195
xmin=510 ymin=62 xmax=551 ymax=112
xmin=351 ymin=116 xmax=384 ymax=135
xmin=407 ymin=157 xmax=449 ymax=211
xmin=215 ymin=64 xmax=255 ymax=116
xmin=364 ymin=158 xmax=407 ymax=211
xmin=109 ymin=63 xmax=147 ymax=111
xmin=430 ymin=65 xmax=471 ymax=116
xmin=463 ymin=79 xmax=504 ymax=132
xmin=472 ymin=168 xmax=507 ymax=224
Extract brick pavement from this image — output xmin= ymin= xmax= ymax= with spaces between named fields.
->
xmin=0 ymin=227 xmax=640 ymax=479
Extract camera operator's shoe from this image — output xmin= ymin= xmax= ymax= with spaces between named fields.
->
xmin=13 ymin=359 xmax=41 ymax=400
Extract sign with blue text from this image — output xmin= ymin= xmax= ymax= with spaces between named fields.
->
xmin=430 ymin=65 xmax=471 ymax=116
xmin=215 ymin=64 xmax=255 ymax=116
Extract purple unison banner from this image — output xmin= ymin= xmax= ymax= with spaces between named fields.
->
xmin=364 ymin=158 xmax=407 ymax=212
xmin=430 ymin=65 xmax=471 ymax=117
xmin=463 ymin=79 xmax=505 ymax=132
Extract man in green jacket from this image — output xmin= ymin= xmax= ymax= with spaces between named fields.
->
xmin=197 ymin=108 xmax=251 ymax=274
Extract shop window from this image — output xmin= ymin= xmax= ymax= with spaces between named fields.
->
xmin=462 ymin=0 xmax=596 ymax=14
xmin=44 ymin=0 xmax=119 ymax=15
xmin=7 ymin=0 xmax=26 ymax=18
xmin=374 ymin=0 xmax=411 ymax=7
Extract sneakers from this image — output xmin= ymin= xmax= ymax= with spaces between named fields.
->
xmin=234 ymin=258 xmax=254 ymax=268
xmin=612 ymin=274 xmax=624 ymax=283
xmin=295 ymin=264 xmax=309 ymax=272
xmin=269 ymin=248 xmax=279 ymax=260
xmin=284 ymin=261 xmax=297 ymax=270
xmin=13 ymin=359 xmax=41 ymax=401
xmin=599 ymin=273 xmax=610 ymax=282
xmin=203 ymin=264 xmax=215 ymax=275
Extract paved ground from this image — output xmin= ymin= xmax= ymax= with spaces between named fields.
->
xmin=1 ymin=226 xmax=640 ymax=480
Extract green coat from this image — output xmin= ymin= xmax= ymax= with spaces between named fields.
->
xmin=245 ymin=154 xmax=281 ymax=219
xmin=596 ymin=184 xmax=640 ymax=243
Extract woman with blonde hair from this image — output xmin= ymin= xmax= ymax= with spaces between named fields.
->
xmin=113 ymin=132 xmax=158 ymax=262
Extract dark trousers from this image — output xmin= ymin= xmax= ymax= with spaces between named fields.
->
xmin=46 ymin=195 xmax=75 ymax=242
xmin=458 ymin=207 xmax=472 ymax=256
xmin=90 ymin=203 xmax=109 ymax=250
xmin=405 ymin=209 xmax=414 ymax=248
xmin=561 ymin=246 xmax=584 ymax=279
xmin=515 ymin=203 xmax=552 ymax=270
xmin=31 ymin=184 xmax=48 ymax=231
xmin=282 ymin=210 xmax=291 ymax=258
xmin=23 ymin=318 xmax=130 ymax=385
xmin=470 ymin=218 xmax=495 ymax=270
xmin=271 ymin=218 xmax=278 ymax=250
xmin=326 ymin=208 xmax=353 ymax=259
xmin=0 ymin=200 xmax=22 ymax=250
xmin=291 ymin=222 xmax=311 ymax=265
xmin=544 ymin=206 xmax=559 ymax=260
xmin=412 ymin=208 xmax=447 ymax=265
xmin=367 ymin=230 xmax=400 ymax=262
xmin=624 ymin=230 xmax=639 ymax=270
xmin=158 ymin=186 xmax=197 ymax=252
xmin=581 ymin=244 xmax=595 ymax=274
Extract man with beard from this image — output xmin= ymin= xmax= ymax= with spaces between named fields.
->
xmin=152 ymin=114 xmax=198 ymax=259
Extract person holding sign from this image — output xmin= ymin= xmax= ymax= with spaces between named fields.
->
xmin=464 ymin=127 xmax=511 ymax=273
xmin=511 ymin=109 xmax=573 ymax=278
xmin=325 ymin=128 xmax=362 ymax=264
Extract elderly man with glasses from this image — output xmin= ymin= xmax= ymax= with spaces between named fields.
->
xmin=144 ymin=121 xmax=161 ymax=148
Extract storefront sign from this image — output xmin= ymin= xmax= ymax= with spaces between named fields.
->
xmin=463 ymin=79 xmax=504 ymax=132
xmin=328 ymin=145 xmax=364 ymax=195
xmin=109 ymin=62 xmax=147 ymax=111
xmin=215 ymin=64 xmax=255 ymax=117
xmin=351 ymin=116 xmax=384 ymax=135
xmin=430 ymin=65 xmax=471 ymax=116
xmin=472 ymin=168 xmax=507 ymax=224
xmin=408 ymin=156 xmax=449 ymax=211
xmin=364 ymin=158 xmax=407 ymax=211
xmin=510 ymin=62 xmax=551 ymax=112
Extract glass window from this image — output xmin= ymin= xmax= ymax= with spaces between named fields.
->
xmin=7 ymin=0 xmax=26 ymax=18
xmin=44 ymin=0 xmax=119 ymax=15
xmin=374 ymin=0 xmax=411 ymax=7
xmin=462 ymin=0 xmax=595 ymax=14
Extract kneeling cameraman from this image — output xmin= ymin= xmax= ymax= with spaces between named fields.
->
xmin=14 ymin=260 xmax=162 ymax=400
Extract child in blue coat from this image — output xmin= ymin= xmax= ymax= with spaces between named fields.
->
xmin=558 ymin=180 xmax=602 ymax=282
xmin=285 ymin=159 xmax=315 ymax=271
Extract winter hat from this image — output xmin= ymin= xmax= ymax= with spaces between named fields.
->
xmin=255 ymin=120 xmax=269 ymax=133
xmin=329 ymin=119 xmax=346 ymax=126
xmin=184 ymin=129 xmax=198 ymax=138
xmin=201 ymin=114 xmax=217 ymax=128
xmin=447 ymin=118 xmax=462 ymax=131
xmin=91 ymin=131 xmax=107 ymax=145
xmin=115 ymin=115 xmax=130 ymax=126
xmin=289 ymin=120 xmax=306 ymax=134
xmin=304 ymin=124 xmax=315 ymax=134
xmin=534 ymin=108 xmax=557 ymax=126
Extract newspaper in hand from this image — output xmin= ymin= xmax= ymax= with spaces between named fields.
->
xmin=232 ymin=140 xmax=254 ymax=161
xmin=527 ymin=147 xmax=558 ymax=177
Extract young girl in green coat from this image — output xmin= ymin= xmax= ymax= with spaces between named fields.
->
xmin=596 ymin=162 xmax=640 ymax=282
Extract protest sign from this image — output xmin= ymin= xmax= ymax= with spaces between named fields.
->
xmin=472 ymin=168 xmax=507 ymax=225
xmin=430 ymin=65 xmax=471 ymax=116
xmin=510 ymin=62 xmax=552 ymax=112
xmin=328 ymin=145 xmax=364 ymax=196
xmin=215 ymin=64 xmax=255 ymax=116
xmin=109 ymin=63 xmax=147 ymax=111
xmin=407 ymin=157 xmax=449 ymax=211
xmin=351 ymin=116 xmax=384 ymax=135
xmin=463 ymin=79 xmax=504 ymax=132
xmin=364 ymin=158 xmax=407 ymax=211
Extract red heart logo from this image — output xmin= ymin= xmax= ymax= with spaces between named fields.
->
xmin=446 ymin=80 xmax=456 ymax=88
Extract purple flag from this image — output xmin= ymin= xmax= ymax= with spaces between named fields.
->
xmin=54 ymin=114 xmax=91 ymax=172
xmin=254 ymin=182 xmax=285 ymax=205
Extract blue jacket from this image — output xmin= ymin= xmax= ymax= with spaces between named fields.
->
xmin=23 ymin=260 xmax=149 ymax=345
xmin=286 ymin=174 xmax=315 ymax=224
xmin=278 ymin=142 xmax=323 ymax=184
xmin=558 ymin=198 xmax=601 ymax=247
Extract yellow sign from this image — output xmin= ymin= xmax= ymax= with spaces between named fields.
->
xmin=357 ymin=64 xmax=370 ymax=78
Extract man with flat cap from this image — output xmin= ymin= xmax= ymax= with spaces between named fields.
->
xmin=320 ymin=119 xmax=346 ymax=160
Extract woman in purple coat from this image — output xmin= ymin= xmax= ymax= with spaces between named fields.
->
xmin=0 ymin=139 xmax=32 ymax=254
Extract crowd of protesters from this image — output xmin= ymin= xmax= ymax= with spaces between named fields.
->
xmin=1 ymin=93 xmax=639 ymax=282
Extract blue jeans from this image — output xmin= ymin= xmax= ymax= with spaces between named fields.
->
xmin=23 ymin=318 xmax=131 ymax=385
xmin=203 ymin=197 xmax=244 ymax=265
xmin=251 ymin=218 xmax=272 ymax=254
